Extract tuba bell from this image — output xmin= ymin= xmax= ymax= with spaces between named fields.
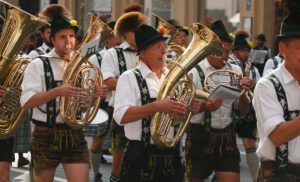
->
xmin=59 ymin=15 xmax=109 ymax=129
xmin=0 ymin=0 xmax=49 ymax=139
xmin=153 ymin=13 xmax=186 ymax=69
xmin=151 ymin=23 xmax=224 ymax=148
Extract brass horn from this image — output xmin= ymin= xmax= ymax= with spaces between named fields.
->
xmin=151 ymin=23 xmax=224 ymax=148
xmin=0 ymin=0 xmax=49 ymax=139
xmin=59 ymin=14 xmax=108 ymax=129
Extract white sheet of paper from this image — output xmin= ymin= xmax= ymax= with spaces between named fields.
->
xmin=249 ymin=50 xmax=268 ymax=64
xmin=208 ymin=85 xmax=240 ymax=107
xmin=80 ymin=36 xmax=101 ymax=57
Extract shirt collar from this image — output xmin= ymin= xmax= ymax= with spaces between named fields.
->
xmin=280 ymin=63 xmax=296 ymax=85
xmin=42 ymin=43 xmax=51 ymax=52
xmin=203 ymin=58 xmax=216 ymax=71
xmin=138 ymin=61 xmax=168 ymax=79
xmin=120 ymin=41 xmax=131 ymax=50
xmin=49 ymin=48 xmax=73 ymax=62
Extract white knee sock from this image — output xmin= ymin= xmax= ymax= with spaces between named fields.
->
xmin=246 ymin=147 xmax=259 ymax=181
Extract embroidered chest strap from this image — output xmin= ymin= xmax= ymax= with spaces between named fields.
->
xmin=39 ymin=56 xmax=62 ymax=127
xmin=115 ymin=47 xmax=127 ymax=75
xmin=35 ymin=48 xmax=44 ymax=56
xmin=95 ymin=52 xmax=102 ymax=68
xmin=267 ymin=73 xmax=300 ymax=170
xmin=132 ymin=68 xmax=155 ymax=147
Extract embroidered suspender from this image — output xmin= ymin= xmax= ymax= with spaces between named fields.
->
xmin=273 ymin=58 xmax=279 ymax=69
xmin=115 ymin=47 xmax=127 ymax=75
xmin=95 ymin=52 xmax=102 ymax=68
xmin=35 ymin=48 xmax=44 ymax=56
xmin=39 ymin=56 xmax=62 ymax=127
xmin=132 ymin=68 xmax=155 ymax=147
xmin=267 ymin=73 xmax=300 ymax=170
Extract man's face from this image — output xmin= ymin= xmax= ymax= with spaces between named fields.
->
xmin=140 ymin=40 xmax=167 ymax=70
xmin=172 ymin=33 xmax=188 ymax=47
xmin=207 ymin=41 xmax=232 ymax=69
xmin=51 ymin=28 xmax=76 ymax=56
xmin=123 ymin=31 xmax=136 ymax=50
xmin=235 ymin=49 xmax=250 ymax=62
xmin=280 ymin=39 xmax=300 ymax=71
xmin=41 ymin=27 xmax=52 ymax=46
xmin=107 ymin=36 xmax=121 ymax=48
xmin=255 ymin=39 xmax=265 ymax=47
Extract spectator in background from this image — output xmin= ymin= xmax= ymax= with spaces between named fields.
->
xmin=253 ymin=33 xmax=272 ymax=75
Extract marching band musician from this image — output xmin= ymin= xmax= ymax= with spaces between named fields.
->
xmin=27 ymin=24 xmax=52 ymax=59
xmin=232 ymin=34 xmax=260 ymax=181
xmin=263 ymin=53 xmax=284 ymax=76
xmin=20 ymin=5 xmax=107 ymax=182
xmin=88 ymin=21 xmax=121 ymax=182
xmin=0 ymin=86 xmax=14 ymax=182
xmin=100 ymin=11 xmax=147 ymax=182
xmin=186 ymin=20 xmax=251 ymax=182
xmin=253 ymin=0 xmax=300 ymax=180
xmin=113 ymin=24 xmax=199 ymax=182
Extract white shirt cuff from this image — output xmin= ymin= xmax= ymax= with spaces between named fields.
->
xmin=113 ymin=106 xmax=130 ymax=126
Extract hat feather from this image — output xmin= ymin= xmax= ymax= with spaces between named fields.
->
xmin=39 ymin=4 xmax=72 ymax=23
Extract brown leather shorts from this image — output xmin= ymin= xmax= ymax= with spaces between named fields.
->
xmin=31 ymin=124 xmax=89 ymax=174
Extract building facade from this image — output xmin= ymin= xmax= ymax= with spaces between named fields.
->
xmin=3 ymin=0 xmax=283 ymax=53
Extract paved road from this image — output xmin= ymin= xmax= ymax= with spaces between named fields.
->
xmin=10 ymin=138 xmax=253 ymax=182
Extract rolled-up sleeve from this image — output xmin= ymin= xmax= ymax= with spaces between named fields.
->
xmin=101 ymin=49 xmax=118 ymax=80
xmin=113 ymin=71 xmax=140 ymax=125
xmin=253 ymin=78 xmax=285 ymax=137
xmin=20 ymin=60 xmax=44 ymax=107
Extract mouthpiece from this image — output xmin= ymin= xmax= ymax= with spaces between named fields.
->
xmin=65 ymin=44 xmax=71 ymax=50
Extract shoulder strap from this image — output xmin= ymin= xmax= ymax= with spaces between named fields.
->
xmin=38 ymin=56 xmax=60 ymax=127
xmin=95 ymin=52 xmax=102 ymax=68
xmin=132 ymin=68 xmax=154 ymax=147
xmin=267 ymin=73 xmax=292 ymax=170
xmin=273 ymin=57 xmax=279 ymax=69
xmin=195 ymin=64 xmax=205 ymax=87
xmin=35 ymin=48 xmax=44 ymax=55
xmin=114 ymin=47 xmax=127 ymax=75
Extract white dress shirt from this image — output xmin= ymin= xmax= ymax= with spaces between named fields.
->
xmin=113 ymin=61 xmax=169 ymax=142
xmin=21 ymin=49 xmax=69 ymax=123
xmin=263 ymin=54 xmax=284 ymax=76
xmin=188 ymin=59 xmax=243 ymax=129
xmin=28 ymin=43 xmax=52 ymax=59
xmin=88 ymin=48 xmax=111 ymax=102
xmin=253 ymin=63 xmax=300 ymax=163
xmin=101 ymin=42 xmax=139 ymax=106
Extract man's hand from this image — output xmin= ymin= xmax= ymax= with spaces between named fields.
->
xmin=55 ymin=85 xmax=87 ymax=98
xmin=155 ymin=97 xmax=187 ymax=118
xmin=201 ymin=97 xmax=223 ymax=112
xmin=94 ymin=84 xmax=108 ymax=98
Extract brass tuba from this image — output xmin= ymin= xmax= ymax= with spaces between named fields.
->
xmin=59 ymin=15 xmax=108 ymax=129
xmin=0 ymin=0 xmax=49 ymax=139
xmin=151 ymin=23 xmax=224 ymax=148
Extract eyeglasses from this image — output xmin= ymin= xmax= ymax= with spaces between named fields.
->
xmin=152 ymin=43 xmax=168 ymax=51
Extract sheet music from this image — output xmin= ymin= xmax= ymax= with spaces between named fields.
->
xmin=208 ymin=85 xmax=240 ymax=107
xmin=80 ymin=36 xmax=101 ymax=57
xmin=249 ymin=50 xmax=268 ymax=64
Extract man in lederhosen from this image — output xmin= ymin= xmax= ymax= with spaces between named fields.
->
xmin=20 ymin=4 xmax=106 ymax=182
xmin=186 ymin=20 xmax=251 ymax=182
xmin=88 ymin=21 xmax=121 ymax=182
xmin=253 ymin=0 xmax=300 ymax=181
xmin=101 ymin=11 xmax=147 ymax=182
xmin=114 ymin=24 xmax=197 ymax=182
xmin=232 ymin=34 xmax=260 ymax=181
